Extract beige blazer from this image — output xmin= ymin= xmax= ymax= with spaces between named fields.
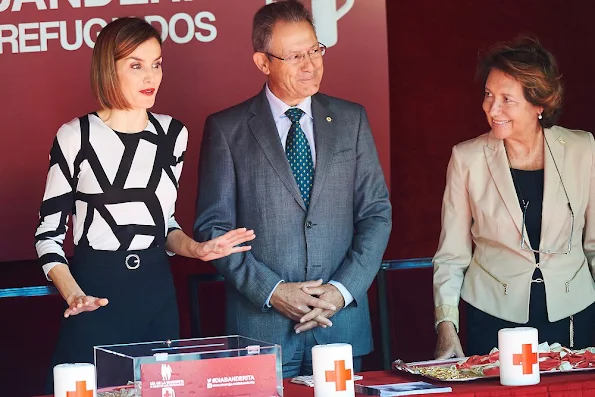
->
xmin=433 ymin=126 xmax=595 ymax=330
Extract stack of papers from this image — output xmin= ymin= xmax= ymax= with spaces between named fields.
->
xmin=355 ymin=381 xmax=452 ymax=396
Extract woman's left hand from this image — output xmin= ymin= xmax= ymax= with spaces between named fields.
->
xmin=64 ymin=294 xmax=109 ymax=318
xmin=194 ymin=228 xmax=255 ymax=261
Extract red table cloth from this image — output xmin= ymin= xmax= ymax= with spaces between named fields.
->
xmin=37 ymin=369 xmax=595 ymax=397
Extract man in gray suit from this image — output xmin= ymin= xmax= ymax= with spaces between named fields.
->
xmin=194 ymin=0 xmax=391 ymax=378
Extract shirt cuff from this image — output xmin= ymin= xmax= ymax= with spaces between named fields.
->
xmin=42 ymin=262 xmax=66 ymax=282
xmin=329 ymin=280 xmax=354 ymax=307
xmin=435 ymin=304 xmax=459 ymax=333
xmin=165 ymin=226 xmax=182 ymax=256
xmin=265 ymin=280 xmax=285 ymax=308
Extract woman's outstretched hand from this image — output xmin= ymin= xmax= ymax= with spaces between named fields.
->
xmin=64 ymin=295 xmax=109 ymax=318
xmin=195 ymin=228 xmax=255 ymax=261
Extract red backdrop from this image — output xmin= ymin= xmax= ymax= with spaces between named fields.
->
xmin=0 ymin=0 xmax=390 ymax=262
xmin=6 ymin=1 xmax=595 ymax=395
xmin=386 ymin=0 xmax=595 ymax=260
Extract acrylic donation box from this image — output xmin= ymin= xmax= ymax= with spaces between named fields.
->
xmin=94 ymin=335 xmax=283 ymax=396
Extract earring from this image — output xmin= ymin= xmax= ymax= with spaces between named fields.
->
xmin=538 ymin=113 xmax=543 ymax=120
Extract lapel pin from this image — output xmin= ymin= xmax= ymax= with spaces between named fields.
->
xmin=326 ymin=116 xmax=332 ymax=122
xmin=557 ymin=137 xmax=565 ymax=144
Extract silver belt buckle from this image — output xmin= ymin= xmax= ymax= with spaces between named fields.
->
xmin=125 ymin=254 xmax=140 ymax=270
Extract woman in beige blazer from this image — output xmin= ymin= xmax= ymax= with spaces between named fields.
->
xmin=433 ymin=37 xmax=595 ymax=359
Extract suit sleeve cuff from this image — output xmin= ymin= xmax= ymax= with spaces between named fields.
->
xmin=435 ymin=304 xmax=459 ymax=333
xmin=265 ymin=280 xmax=285 ymax=308
xmin=329 ymin=280 xmax=354 ymax=307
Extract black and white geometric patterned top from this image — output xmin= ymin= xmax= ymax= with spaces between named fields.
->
xmin=35 ymin=112 xmax=188 ymax=278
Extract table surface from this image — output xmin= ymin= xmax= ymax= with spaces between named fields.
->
xmin=38 ymin=369 xmax=595 ymax=396
xmin=286 ymin=370 xmax=595 ymax=396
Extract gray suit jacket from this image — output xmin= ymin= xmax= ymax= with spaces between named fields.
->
xmin=194 ymin=88 xmax=391 ymax=362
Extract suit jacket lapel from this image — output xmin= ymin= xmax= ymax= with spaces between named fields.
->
xmin=484 ymin=135 xmax=525 ymax=238
xmin=309 ymin=94 xmax=336 ymax=210
xmin=541 ymin=128 xmax=565 ymax=241
xmin=247 ymin=88 xmax=306 ymax=211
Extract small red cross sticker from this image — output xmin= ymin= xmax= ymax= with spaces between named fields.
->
xmin=513 ymin=343 xmax=538 ymax=374
xmin=66 ymin=380 xmax=93 ymax=397
xmin=325 ymin=359 xmax=353 ymax=391
xmin=163 ymin=389 xmax=173 ymax=397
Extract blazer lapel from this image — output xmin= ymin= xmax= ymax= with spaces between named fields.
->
xmin=247 ymin=89 xmax=306 ymax=211
xmin=484 ymin=134 xmax=525 ymax=239
xmin=308 ymin=94 xmax=336 ymax=210
xmin=540 ymin=128 xmax=565 ymax=241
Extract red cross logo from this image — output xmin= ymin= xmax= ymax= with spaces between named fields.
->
xmin=66 ymin=380 xmax=93 ymax=397
xmin=161 ymin=387 xmax=176 ymax=397
xmin=325 ymin=360 xmax=353 ymax=391
xmin=512 ymin=343 xmax=538 ymax=374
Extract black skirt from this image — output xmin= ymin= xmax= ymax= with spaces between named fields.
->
xmin=465 ymin=272 xmax=595 ymax=356
xmin=46 ymin=246 xmax=179 ymax=392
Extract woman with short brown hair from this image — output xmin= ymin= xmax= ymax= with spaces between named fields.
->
xmin=433 ymin=37 xmax=595 ymax=358
xmin=35 ymin=17 xmax=255 ymax=391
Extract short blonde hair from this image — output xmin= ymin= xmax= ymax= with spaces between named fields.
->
xmin=91 ymin=17 xmax=162 ymax=110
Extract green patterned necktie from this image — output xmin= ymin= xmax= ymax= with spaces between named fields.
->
xmin=285 ymin=108 xmax=314 ymax=208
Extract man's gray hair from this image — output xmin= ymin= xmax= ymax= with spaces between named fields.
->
xmin=252 ymin=0 xmax=315 ymax=53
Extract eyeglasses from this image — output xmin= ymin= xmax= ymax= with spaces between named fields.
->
xmin=520 ymin=200 xmax=574 ymax=255
xmin=513 ymin=136 xmax=574 ymax=255
xmin=265 ymin=43 xmax=326 ymax=65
